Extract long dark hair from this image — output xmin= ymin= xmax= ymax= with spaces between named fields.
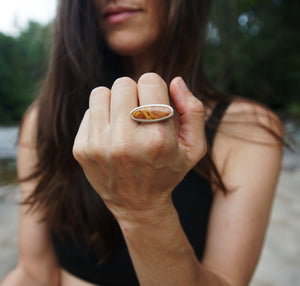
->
xmin=24 ymin=0 xmax=229 ymax=259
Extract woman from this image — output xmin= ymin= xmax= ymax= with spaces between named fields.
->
xmin=2 ymin=0 xmax=283 ymax=285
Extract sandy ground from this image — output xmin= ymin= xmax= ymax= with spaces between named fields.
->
xmin=0 ymin=167 xmax=299 ymax=285
xmin=0 ymin=184 xmax=19 ymax=280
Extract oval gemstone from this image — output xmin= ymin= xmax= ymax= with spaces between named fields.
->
xmin=131 ymin=105 xmax=173 ymax=122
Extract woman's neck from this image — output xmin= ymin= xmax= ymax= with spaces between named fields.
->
xmin=122 ymin=51 xmax=162 ymax=81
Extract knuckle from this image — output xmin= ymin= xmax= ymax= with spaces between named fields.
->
xmin=112 ymin=76 xmax=136 ymax=90
xmin=138 ymin=72 xmax=167 ymax=89
xmin=90 ymin=86 xmax=110 ymax=97
xmin=110 ymin=142 xmax=129 ymax=160
xmin=151 ymin=126 xmax=168 ymax=145
xmin=147 ymin=127 xmax=173 ymax=154
xmin=72 ymin=143 xmax=86 ymax=164
xmin=191 ymin=97 xmax=204 ymax=110
xmin=190 ymin=99 xmax=205 ymax=117
xmin=89 ymin=87 xmax=110 ymax=108
xmin=87 ymin=139 xmax=105 ymax=160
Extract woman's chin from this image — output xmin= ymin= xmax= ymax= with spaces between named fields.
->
xmin=108 ymin=44 xmax=146 ymax=57
xmin=106 ymin=36 xmax=156 ymax=57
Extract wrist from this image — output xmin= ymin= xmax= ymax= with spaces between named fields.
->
xmin=115 ymin=199 xmax=197 ymax=261
xmin=107 ymin=196 xmax=177 ymax=232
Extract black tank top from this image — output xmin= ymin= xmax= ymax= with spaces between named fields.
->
xmin=51 ymin=101 xmax=231 ymax=286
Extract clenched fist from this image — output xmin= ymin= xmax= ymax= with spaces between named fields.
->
xmin=73 ymin=73 xmax=206 ymax=224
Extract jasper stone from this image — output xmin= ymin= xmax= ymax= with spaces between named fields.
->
xmin=131 ymin=105 xmax=173 ymax=121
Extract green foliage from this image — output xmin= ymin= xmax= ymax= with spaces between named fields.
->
xmin=0 ymin=33 xmax=27 ymax=123
xmin=0 ymin=1 xmax=299 ymax=124
xmin=204 ymin=0 xmax=300 ymax=113
xmin=0 ymin=21 xmax=51 ymax=124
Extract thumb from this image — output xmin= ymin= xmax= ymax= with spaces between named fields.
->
xmin=170 ymin=77 xmax=207 ymax=163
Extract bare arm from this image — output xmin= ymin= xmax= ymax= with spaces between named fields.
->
xmin=73 ymin=73 xmax=283 ymax=286
xmin=1 ymin=106 xmax=60 ymax=286
xmin=117 ymin=100 xmax=283 ymax=286
xmin=202 ymin=100 xmax=283 ymax=285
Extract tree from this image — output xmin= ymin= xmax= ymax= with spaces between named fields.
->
xmin=0 ymin=33 xmax=29 ymax=123
xmin=204 ymin=0 xmax=300 ymax=114
xmin=0 ymin=21 xmax=51 ymax=124
xmin=0 ymin=1 xmax=300 ymax=124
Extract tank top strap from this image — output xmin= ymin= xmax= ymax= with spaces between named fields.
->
xmin=205 ymin=100 xmax=231 ymax=147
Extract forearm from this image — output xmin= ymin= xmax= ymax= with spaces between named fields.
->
xmin=1 ymin=265 xmax=59 ymax=286
xmin=117 ymin=203 xmax=230 ymax=286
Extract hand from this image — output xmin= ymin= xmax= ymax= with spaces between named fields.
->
xmin=73 ymin=73 xmax=206 ymax=223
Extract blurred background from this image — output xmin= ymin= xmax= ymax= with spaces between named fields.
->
xmin=0 ymin=0 xmax=299 ymax=285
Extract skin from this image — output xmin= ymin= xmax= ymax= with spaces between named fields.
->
xmin=1 ymin=0 xmax=283 ymax=285
xmin=94 ymin=0 xmax=167 ymax=79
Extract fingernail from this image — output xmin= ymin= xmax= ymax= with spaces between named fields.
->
xmin=178 ymin=77 xmax=188 ymax=91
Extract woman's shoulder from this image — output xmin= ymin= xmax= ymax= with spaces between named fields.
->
xmin=219 ymin=97 xmax=283 ymax=142
xmin=211 ymin=97 xmax=284 ymax=175
xmin=19 ymin=101 xmax=39 ymax=149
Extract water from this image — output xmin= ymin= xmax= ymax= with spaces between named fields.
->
xmin=0 ymin=122 xmax=299 ymax=186
xmin=0 ymin=127 xmax=18 ymax=160
xmin=0 ymin=127 xmax=18 ymax=186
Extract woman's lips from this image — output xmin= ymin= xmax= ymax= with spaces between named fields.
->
xmin=103 ymin=7 xmax=141 ymax=24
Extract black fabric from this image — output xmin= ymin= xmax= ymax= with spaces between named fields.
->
xmin=205 ymin=100 xmax=231 ymax=146
xmin=51 ymin=101 xmax=231 ymax=286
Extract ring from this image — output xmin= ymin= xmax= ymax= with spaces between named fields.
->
xmin=130 ymin=104 xmax=174 ymax=123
